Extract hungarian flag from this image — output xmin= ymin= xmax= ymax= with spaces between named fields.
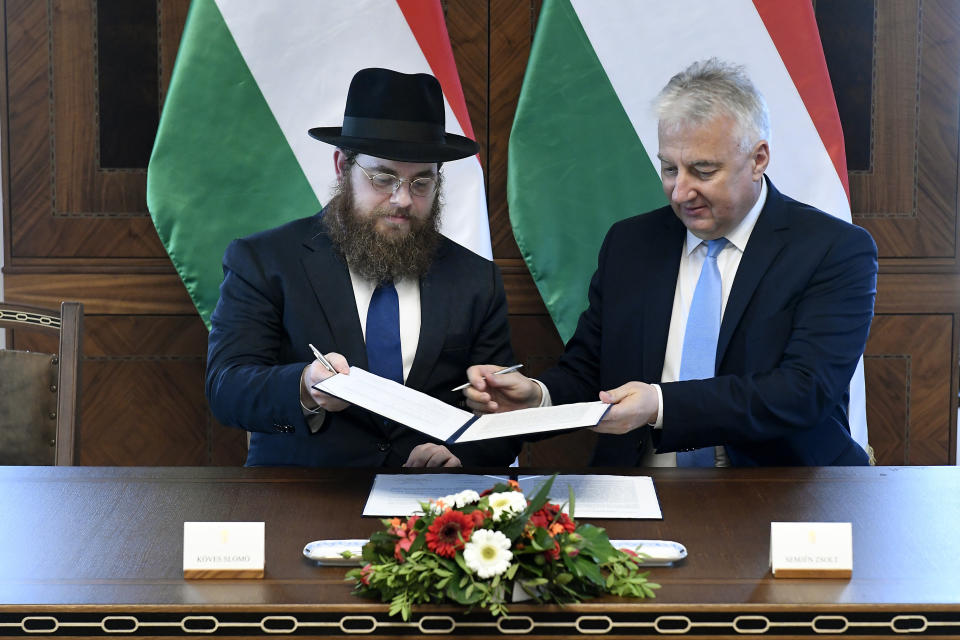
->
xmin=509 ymin=0 xmax=869 ymax=450
xmin=147 ymin=0 xmax=487 ymax=328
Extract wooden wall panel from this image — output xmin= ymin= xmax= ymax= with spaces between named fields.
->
xmin=4 ymin=273 xmax=195 ymax=315
xmin=488 ymin=0 xmax=531 ymax=260
xmin=2 ymin=0 xmax=209 ymax=466
xmin=79 ymin=359 xmax=207 ymax=465
xmin=864 ymin=315 xmax=954 ymax=464
xmin=870 ymin=271 xmax=959 ymax=464
xmin=1 ymin=0 xmax=957 ymax=466
xmin=6 ymin=0 xmax=166 ymax=260
xmin=445 ymin=0 xmax=488 ymax=176
xmin=836 ymin=0 xmax=960 ymax=464
xmin=849 ymin=0 xmax=959 ymax=259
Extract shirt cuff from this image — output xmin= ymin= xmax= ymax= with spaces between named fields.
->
xmin=651 ymin=383 xmax=664 ymax=428
xmin=305 ymin=409 xmax=326 ymax=434
xmin=531 ymin=378 xmax=552 ymax=407
xmin=300 ymin=398 xmax=326 ymax=433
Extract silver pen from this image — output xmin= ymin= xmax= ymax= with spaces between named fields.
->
xmin=451 ymin=363 xmax=523 ymax=392
xmin=308 ymin=343 xmax=336 ymax=374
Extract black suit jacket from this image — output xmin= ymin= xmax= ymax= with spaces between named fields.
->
xmin=206 ymin=210 xmax=520 ymax=467
xmin=540 ymin=179 xmax=877 ymax=466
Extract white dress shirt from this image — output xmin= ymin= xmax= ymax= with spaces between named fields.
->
xmin=304 ymin=271 xmax=421 ymax=431
xmin=644 ymin=178 xmax=767 ymax=467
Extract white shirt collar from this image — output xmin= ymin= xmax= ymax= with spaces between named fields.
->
xmin=685 ymin=176 xmax=768 ymax=255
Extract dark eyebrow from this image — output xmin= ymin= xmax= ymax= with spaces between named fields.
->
xmin=368 ymin=164 xmax=438 ymax=179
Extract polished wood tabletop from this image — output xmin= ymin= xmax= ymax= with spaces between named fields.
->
xmin=0 ymin=465 xmax=957 ymax=637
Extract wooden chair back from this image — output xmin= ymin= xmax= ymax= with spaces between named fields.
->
xmin=0 ymin=301 xmax=83 ymax=465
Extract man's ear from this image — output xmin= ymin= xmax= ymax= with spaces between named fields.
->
xmin=751 ymin=140 xmax=770 ymax=179
xmin=333 ymin=149 xmax=346 ymax=182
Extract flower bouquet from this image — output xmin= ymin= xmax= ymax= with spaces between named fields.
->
xmin=346 ymin=475 xmax=659 ymax=619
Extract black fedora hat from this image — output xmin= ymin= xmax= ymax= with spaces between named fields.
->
xmin=308 ymin=68 xmax=479 ymax=163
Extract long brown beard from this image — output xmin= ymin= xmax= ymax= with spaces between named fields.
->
xmin=323 ymin=172 xmax=444 ymax=284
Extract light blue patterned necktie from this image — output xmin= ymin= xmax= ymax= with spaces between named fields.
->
xmin=676 ymin=238 xmax=727 ymax=467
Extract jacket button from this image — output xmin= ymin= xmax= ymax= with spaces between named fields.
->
xmin=377 ymin=442 xmax=390 ymax=452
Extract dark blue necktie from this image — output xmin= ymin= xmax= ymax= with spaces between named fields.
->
xmin=365 ymin=283 xmax=403 ymax=384
xmin=677 ymin=238 xmax=727 ymax=468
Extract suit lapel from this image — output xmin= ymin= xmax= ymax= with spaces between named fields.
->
xmin=405 ymin=243 xmax=450 ymax=391
xmin=643 ymin=213 xmax=686 ymax=378
xmin=717 ymin=179 xmax=788 ymax=364
xmin=300 ymin=218 xmax=368 ymax=367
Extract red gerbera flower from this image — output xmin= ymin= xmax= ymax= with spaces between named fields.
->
xmin=425 ymin=509 xmax=474 ymax=558
xmin=529 ymin=503 xmax=576 ymax=537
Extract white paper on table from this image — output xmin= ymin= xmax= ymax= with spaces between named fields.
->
xmin=363 ymin=474 xmax=662 ymax=520
xmin=518 ymin=475 xmax=662 ymax=519
xmin=314 ymin=367 xmax=609 ymax=442
xmin=362 ymin=474 xmax=511 ymax=516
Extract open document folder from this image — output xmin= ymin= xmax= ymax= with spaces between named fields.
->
xmin=313 ymin=367 xmax=610 ymax=444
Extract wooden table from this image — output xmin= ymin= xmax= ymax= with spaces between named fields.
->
xmin=0 ymin=466 xmax=957 ymax=638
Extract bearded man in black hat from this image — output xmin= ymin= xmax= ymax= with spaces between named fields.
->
xmin=206 ymin=68 xmax=520 ymax=468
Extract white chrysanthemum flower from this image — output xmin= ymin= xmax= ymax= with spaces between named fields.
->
xmin=453 ymin=489 xmax=481 ymax=507
xmin=433 ymin=489 xmax=479 ymax=511
xmin=487 ymin=491 xmax=527 ymax=521
xmin=463 ymin=529 xmax=513 ymax=578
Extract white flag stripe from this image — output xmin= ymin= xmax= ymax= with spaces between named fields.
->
xmin=570 ymin=0 xmax=850 ymax=223
xmin=214 ymin=0 xmax=491 ymax=258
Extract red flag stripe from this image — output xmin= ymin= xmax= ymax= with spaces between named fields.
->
xmin=752 ymin=0 xmax=849 ymax=199
xmin=396 ymin=0 xmax=477 ymax=144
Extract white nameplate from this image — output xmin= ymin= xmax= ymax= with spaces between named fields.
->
xmin=770 ymin=522 xmax=852 ymax=579
xmin=183 ymin=522 xmax=265 ymax=579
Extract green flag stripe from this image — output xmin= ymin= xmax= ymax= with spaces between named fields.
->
xmin=147 ymin=0 xmax=320 ymax=328
xmin=508 ymin=0 xmax=666 ymax=342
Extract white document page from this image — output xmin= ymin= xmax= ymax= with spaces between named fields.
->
xmin=363 ymin=474 xmax=661 ymax=520
xmin=363 ymin=474 xmax=509 ymax=516
xmin=315 ymin=368 xmax=608 ymax=443
xmin=315 ymin=367 xmax=470 ymax=441
xmin=455 ymin=402 xmax=610 ymax=443
xmin=518 ymin=475 xmax=662 ymax=519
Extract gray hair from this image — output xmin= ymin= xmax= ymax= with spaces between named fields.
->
xmin=655 ymin=58 xmax=770 ymax=151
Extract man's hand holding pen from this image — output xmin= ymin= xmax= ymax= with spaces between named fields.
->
xmin=300 ymin=346 xmax=351 ymax=414
xmin=462 ymin=364 xmax=542 ymax=414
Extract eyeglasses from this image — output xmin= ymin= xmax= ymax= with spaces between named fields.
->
xmin=355 ymin=163 xmax=439 ymax=198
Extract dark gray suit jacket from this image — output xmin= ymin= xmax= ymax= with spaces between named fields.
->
xmin=206 ymin=210 xmax=520 ymax=467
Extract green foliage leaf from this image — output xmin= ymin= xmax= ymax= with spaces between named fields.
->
xmin=408 ymin=533 xmax=426 ymax=554
xmin=446 ymin=574 xmax=484 ymax=605
xmin=577 ymin=523 xmax=618 ymax=562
